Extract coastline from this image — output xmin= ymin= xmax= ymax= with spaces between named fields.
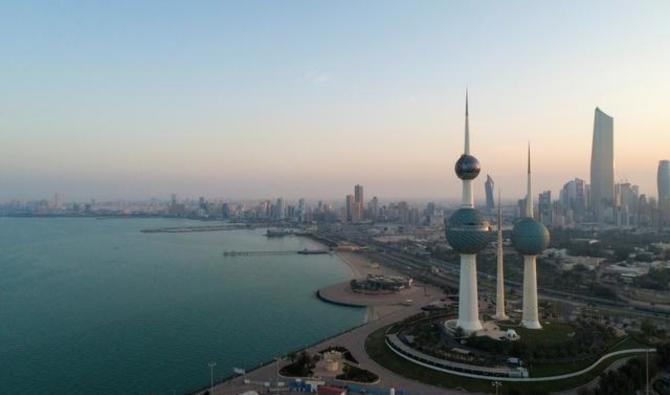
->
xmin=188 ymin=242 xmax=441 ymax=395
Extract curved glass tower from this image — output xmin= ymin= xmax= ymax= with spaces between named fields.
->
xmin=590 ymin=108 xmax=614 ymax=222
xmin=445 ymin=92 xmax=490 ymax=333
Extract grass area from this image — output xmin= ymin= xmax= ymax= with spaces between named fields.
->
xmin=499 ymin=322 xmax=575 ymax=346
xmin=336 ymin=364 xmax=379 ymax=383
xmin=365 ymin=325 xmax=649 ymax=395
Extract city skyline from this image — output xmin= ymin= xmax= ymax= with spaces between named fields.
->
xmin=2 ymin=1 xmax=670 ymax=201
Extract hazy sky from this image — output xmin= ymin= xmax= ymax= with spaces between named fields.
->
xmin=1 ymin=1 xmax=669 ymax=202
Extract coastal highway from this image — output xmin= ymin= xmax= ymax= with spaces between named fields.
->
xmin=319 ymin=231 xmax=670 ymax=321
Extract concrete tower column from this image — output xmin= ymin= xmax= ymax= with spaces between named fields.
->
xmin=494 ymin=195 xmax=508 ymax=321
xmin=522 ymin=255 xmax=541 ymax=329
xmin=457 ymin=254 xmax=483 ymax=332
xmin=512 ymin=145 xmax=549 ymax=330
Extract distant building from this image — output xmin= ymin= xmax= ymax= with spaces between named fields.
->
xmin=659 ymin=160 xmax=670 ymax=225
xmin=368 ymin=196 xmax=379 ymax=220
xmin=274 ymin=198 xmax=285 ymax=220
xmin=590 ymin=107 xmax=614 ymax=222
xmin=538 ymin=190 xmax=552 ymax=225
xmin=345 ymin=194 xmax=355 ymax=223
xmin=354 ymin=184 xmax=364 ymax=220
xmin=485 ymin=175 xmax=495 ymax=212
xmin=615 ymin=182 xmax=639 ymax=227
xmin=559 ymin=178 xmax=587 ymax=223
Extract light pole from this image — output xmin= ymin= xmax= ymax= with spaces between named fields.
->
xmin=646 ymin=348 xmax=649 ymax=395
xmin=208 ymin=362 xmax=217 ymax=393
xmin=491 ymin=381 xmax=502 ymax=395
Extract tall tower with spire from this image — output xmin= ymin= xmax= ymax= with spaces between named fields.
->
xmin=445 ymin=92 xmax=490 ymax=333
xmin=511 ymin=145 xmax=550 ymax=329
xmin=493 ymin=191 xmax=508 ymax=321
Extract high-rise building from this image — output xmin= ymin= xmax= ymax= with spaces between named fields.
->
xmin=615 ymin=182 xmax=639 ymax=227
xmin=512 ymin=146 xmax=550 ymax=330
xmin=445 ymin=92 xmax=490 ymax=333
xmin=369 ymin=196 xmax=379 ymax=220
xmin=345 ymin=194 xmax=355 ymax=223
xmin=659 ymin=160 xmax=670 ymax=225
xmin=590 ymin=107 xmax=614 ymax=222
xmin=485 ymin=175 xmax=495 ymax=212
xmin=559 ymin=178 xmax=587 ymax=222
xmin=538 ymin=190 xmax=552 ymax=225
xmin=354 ymin=184 xmax=364 ymax=206
xmin=275 ymin=198 xmax=285 ymax=220
xmin=354 ymin=184 xmax=364 ymax=221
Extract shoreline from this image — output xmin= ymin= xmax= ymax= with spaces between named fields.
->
xmin=189 ymin=248 xmax=442 ymax=395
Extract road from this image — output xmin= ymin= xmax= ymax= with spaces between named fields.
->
xmin=197 ymin=295 xmax=486 ymax=395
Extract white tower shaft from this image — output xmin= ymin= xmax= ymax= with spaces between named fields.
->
xmin=457 ymin=254 xmax=483 ymax=332
xmin=522 ymin=255 xmax=541 ymax=329
xmin=494 ymin=193 xmax=508 ymax=320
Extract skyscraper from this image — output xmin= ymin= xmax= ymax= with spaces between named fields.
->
xmin=559 ymin=178 xmax=587 ymax=221
xmin=512 ymin=146 xmax=550 ymax=330
xmin=354 ymin=184 xmax=364 ymax=220
xmin=369 ymin=196 xmax=379 ymax=220
xmin=538 ymin=190 xmax=552 ymax=225
xmin=275 ymin=198 xmax=285 ymax=220
xmin=445 ymin=92 xmax=490 ymax=333
xmin=345 ymin=194 xmax=355 ymax=223
xmin=485 ymin=175 xmax=495 ymax=212
xmin=590 ymin=107 xmax=614 ymax=222
xmin=659 ymin=160 xmax=670 ymax=225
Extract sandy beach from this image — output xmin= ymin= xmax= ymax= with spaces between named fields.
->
xmin=325 ymin=251 xmax=440 ymax=320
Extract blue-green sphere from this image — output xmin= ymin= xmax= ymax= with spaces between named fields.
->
xmin=511 ymin=217 xmax=550 ymax=255
xmin=445 ymin=208 xmax=491 ymax=254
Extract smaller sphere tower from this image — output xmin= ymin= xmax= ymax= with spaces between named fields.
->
xmin=445 ymin=92 xmax=491 ymax=333
xmin=511 ymin=145 xmax=550 ymax=329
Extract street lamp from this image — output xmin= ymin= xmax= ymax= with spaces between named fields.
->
xmin=491 ymin=381 xmax=502 ymax=395
xmin=646 ymin=348 xmax=650 ymax=395
xmin=208 ymin=362 xmax=217 ymax=393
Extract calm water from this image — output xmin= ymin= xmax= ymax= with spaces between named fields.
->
xmin=0 ymin=218 xmax=364 ymax=394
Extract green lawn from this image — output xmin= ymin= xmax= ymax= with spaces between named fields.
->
xmin=365 ymin=325 xmax=649 ymax=395
xmin=499 ymin=322 xmax=575 ymax=347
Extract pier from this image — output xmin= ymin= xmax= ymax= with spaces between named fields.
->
xmin=222 ymin=249 xmax=331 ymax=257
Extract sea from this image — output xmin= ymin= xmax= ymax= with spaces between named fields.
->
xmin=0 ymin=217 xmax=365 ymax=394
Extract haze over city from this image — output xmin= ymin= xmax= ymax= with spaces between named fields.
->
xmin=2 ymin=1 xmax=669 ymax=201
xmin=6 ymin=2 xmax=670 ymax=395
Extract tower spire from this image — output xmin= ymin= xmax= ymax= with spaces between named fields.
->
xmin=464 ymin=90 xmax=470 ymax=155
xmin=498 ymin=190 xmax=502 ymax=232
xmin=526 ymin=143 xmax=533 ymax=218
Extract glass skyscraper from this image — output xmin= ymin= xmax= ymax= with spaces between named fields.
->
xmin=590 ymin=107 xmax=614 ymax=222
xmin=485 ymin=175 xmax=495 ymax=212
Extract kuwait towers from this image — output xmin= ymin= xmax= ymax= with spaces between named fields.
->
xmin=512 ymin=146 xmax=550 ymax=329
xmin=446 ymin=92 xmax=491 ymax=333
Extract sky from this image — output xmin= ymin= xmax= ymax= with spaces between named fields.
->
xmin=1 ymin=0 xmax=669 ymax=202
